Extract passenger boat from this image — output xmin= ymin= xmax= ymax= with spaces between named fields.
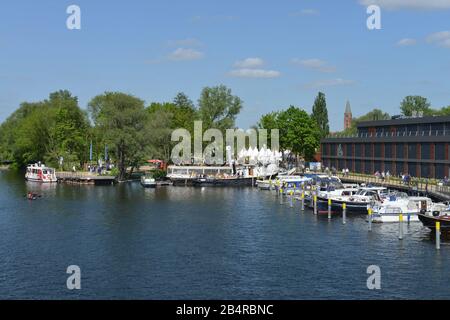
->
xmin=370 ymin=195 xmax=432 ymax=223
xmin=140 ymin=175 xmax=157 ymax=188
xmin=25 ymin=163 xmax=57 ymax=183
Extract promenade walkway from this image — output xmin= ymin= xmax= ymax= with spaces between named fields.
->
xmin=338 ymin=173 xmax=450 ymax=201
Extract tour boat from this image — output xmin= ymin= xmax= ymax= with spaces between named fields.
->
xmin=370 ymin=195 xmax=432 ymax=223
xmin=25 ymin=163 xmax=57 ymax=183
xmin=141 ymin=175 xmax=157 ymax=188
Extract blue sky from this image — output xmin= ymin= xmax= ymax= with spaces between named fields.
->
xmin=0 ymin=0 xmax=449 ymax=131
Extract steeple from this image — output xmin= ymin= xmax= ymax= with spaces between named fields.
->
xmin=344 ymin=100 xmax=353 ymax=130
xmin=345 ymin=100 xmax=352 ymax=115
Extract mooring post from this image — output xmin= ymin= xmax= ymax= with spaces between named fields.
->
xmin=328 ymin=198 xmax=332 ymax=220
xmin=436 ymin=221 xmax=441 ymax=250
xmin=290 ymin=190 xmax=294 ymax=208
xmin=279 ymin=187 xmax=283 ymax=205
xmin=269 ymin=179 xmax=272 ymax=191
xmin=313 ymin=193 xmax=318 ymax=215
xmin=342 ymin=203 xmax=347 ymax=225
xmin=368 ymin=207 xmax=372 ymax=232
xmin=399 ymin=213 xmax=404 ymax=240
xmin=301 ymin=192 xmax=305 ymax=212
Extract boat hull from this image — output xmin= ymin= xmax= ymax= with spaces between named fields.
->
xmin=418 ymin=214 xmax=450 ymax=230
xmin=193 ymin=177 xmax=254 ymax=187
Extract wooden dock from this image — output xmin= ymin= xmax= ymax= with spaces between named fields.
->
xmin=56 ymin=172 xmax=116 ymax=185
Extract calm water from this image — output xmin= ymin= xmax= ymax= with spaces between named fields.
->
xmin=0 ymin=170 xmax=449 ymax=300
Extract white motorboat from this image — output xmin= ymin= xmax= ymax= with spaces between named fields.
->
xmin=141 ymin=175 xmax=157 ymax=188
xmin=370 ymin=194 xmax=433 ymax=223
xmin=25 ymin=163 xmax=57 ymax=183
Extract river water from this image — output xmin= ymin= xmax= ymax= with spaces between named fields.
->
xmin=0 ymin=170 xmax=449 ymax=300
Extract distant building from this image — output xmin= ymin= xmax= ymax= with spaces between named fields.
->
xmin=344 ymin=100 xmax=352 ymax=130
xmin=321 ymin=115 xmax=450 ymax=179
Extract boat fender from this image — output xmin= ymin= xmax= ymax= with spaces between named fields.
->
xmin=432 ymin=211 xmax=440 ymax=217
xmin=420 ymin=209 xmax=427 ymax=215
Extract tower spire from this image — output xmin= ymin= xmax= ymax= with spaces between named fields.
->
xmin=344 ymin=100 xmax=352 ymax=130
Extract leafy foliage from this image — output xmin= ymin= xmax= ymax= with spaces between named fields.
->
xmin=311 ymin=92 xmax=330 ymax=138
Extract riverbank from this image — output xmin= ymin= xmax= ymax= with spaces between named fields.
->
xmin=0 ymin=165 xmax=10 ymax=170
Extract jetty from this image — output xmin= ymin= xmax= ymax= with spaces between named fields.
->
xmin=56 ymin=172 xmax=116 ymax=185
xmin=338 ymin=173 xmax=450 ymax=202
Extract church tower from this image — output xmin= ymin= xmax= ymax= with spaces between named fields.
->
xmin=344 ymin=100 xmax=352 ymax=130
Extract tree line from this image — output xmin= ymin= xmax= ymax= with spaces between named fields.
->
xmin=0 ymin=87 xmax=329 ymax=180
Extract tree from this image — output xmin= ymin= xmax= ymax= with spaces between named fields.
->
xmin=0 ymin=91 xmax=90 ymax=168
xmin=277 ymin=106 xmax=321 ymax=161
xmin=198 ymin=85 xmax=242 ymax=131
xmin=257 ymin=111 xmax=280 ymax=148
xmin=400 ymin=96 xmax=431 ymax=116
xmin=311 ymin=92 xmax=329 ymax=138
xmin=88 ymin=92 xmax=147 ymax=181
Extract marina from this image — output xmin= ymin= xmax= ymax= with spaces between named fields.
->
xmin=1 ymin=169 xmax=450 ymax=299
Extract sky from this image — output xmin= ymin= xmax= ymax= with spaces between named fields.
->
xmin=0 ymin=0 xmax=449 ymax=131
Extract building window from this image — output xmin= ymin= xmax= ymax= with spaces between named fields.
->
xmin=408 ymin=143 xmax=417 ymax=160
xmin=365 ymin=143 xmax=372 ymax=157
xmin=355 ymin=144 xmax=362 ymax=156
xmin=436 ymin=164 xmax=445 ymax=179
xmin=396 ymin=144 xmax=404 ymax=160
xmin=374 ymin=144 xmax=382 ymax=158
xmin=421 ymin=143 xmax=431 ymax=160
xmin=421 ymin=164 xmax=431 ymax=178
xmin=435 ymin=143 xmax=445 ymax=160
xmin=385 ymin=143 xmax=392 ymax=158
xmin=408 ymin=162 xmax=417 ymax=176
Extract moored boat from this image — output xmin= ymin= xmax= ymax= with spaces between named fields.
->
xmin=140 ymin=175 xmax=157 ymax=188
xmin=370 ymin=195 xmax=432 ymax=223
xmin=25 ymin=163 xmax=57 ymax=183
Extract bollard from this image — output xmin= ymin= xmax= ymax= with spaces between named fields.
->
xmin=328 ymin=198 xmax=332 ymax=220
xmin=436 ymin=221 xmax=441 ymax=250
xmin=313 ymin=194 xmax=318 ymax=215
xmin=269 ymin=179 xmax=273 ymax=191
xmin=290 ymin=191 xmax=294 ymax=208
xmin=368 ymin=208 xmax=372 ymax=232
xmin=279 ymin=188 xmax=283 ymax=205
xmin=301 ymin=192 xmax=305 ymax=212
xmin=342 ymin=203 xmax=347 ymax=225
xmin=399 ymin=213 xmax=404 ymax=240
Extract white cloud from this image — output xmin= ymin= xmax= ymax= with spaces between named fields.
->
xmin=290 ymin=9 xmax=320 ymax=16
xmin=397 ymin=38 xmax=417 ymax=46
xmin=167 ymin=38 xmax=203 ymax=47
xmin=292 ymin=58 xmax=336 ymax=73
xmin=359 ymin=0 xmax=450 ymax=10
xmin=168 ymin=48 xmax=204 ymax=61
xmin=304 ymin=78 xmax=355 ymax=89
xmin=234 ymin=57 xmax=265 ymax=68
xmin=228 ymin=68 xmax=281 ymax=79
xmin=426 ymin=31 xmax=450 ymax=48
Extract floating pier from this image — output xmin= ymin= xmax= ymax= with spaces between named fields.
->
xmin=56 ymin=172 xmax=116 ymax=185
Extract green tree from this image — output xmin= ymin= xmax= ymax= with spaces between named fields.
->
xmin=400 ymin=96 xmax=431 ymax=116
xmin=277 ymin=106 xmax=321 ymax=161
xmin=0 ymin=91 xmax=90 ymax=168
xmin=311 ymin=92 xmax=329 ymax=138
xmin=88 ymin=92 xmax=148 ymax=181
xmin=198 ymin=85 xmax=243 ymax=131
xmin=257 ymin=111 xmax=280 ymax=148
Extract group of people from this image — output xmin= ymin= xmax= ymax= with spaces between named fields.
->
xmin=374 ymin=171 xmax=391 ymax=181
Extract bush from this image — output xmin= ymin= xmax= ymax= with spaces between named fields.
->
xmin=151 ymin=169 xmax=167 ymax=181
